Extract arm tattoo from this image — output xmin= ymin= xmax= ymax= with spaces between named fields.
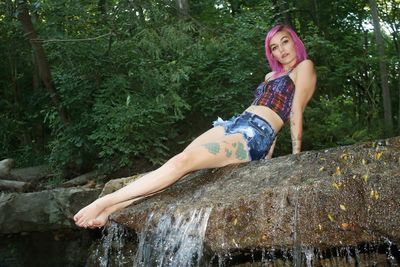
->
xmin=202 ymin=143 xmax=220 ymax=155
xmin=290 ymin=110 xmax=301 ymax=153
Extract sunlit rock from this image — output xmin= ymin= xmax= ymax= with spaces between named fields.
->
xmin=106 ymin=137 xmax=400 ymax=256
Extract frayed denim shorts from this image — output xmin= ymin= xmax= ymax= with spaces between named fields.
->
xmin=213 ymin=112 xmax=276 ymax=161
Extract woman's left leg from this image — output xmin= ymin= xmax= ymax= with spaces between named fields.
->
xmin=74 ymin=131 xmax=250 ymax=228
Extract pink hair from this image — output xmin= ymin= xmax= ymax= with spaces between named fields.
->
xmin=265 ymin=25 xmax=308 ymax=76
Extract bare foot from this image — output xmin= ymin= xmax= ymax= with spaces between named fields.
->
xmin=87 ymin=209 xmax=112 ymax=229
xmin=73 ymin=198 xmax=108 ymax=227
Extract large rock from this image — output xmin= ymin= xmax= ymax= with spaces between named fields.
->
xmin=0 ymin=158 xmax=15 ymax=178
xmin=0 ymin=187 xmax=101 ymax=234
xmin=106 ymin=137 xmax=400 ymax=253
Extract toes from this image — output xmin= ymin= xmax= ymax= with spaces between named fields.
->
xmin=89 ymin=218 xmax=101 ymax=227
xmin=73 ymin=214 xmax=80 ymax=222
xmin=77 ymin=216 xmax=87 ymax=227
xmin=90 ymin=218 xmax=104 ymax=228
xmin=73 ymin=209 xmax=85 ymax=222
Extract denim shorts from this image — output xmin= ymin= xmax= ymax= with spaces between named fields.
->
xmin=213 ymin=112 xmax=276 ymax=161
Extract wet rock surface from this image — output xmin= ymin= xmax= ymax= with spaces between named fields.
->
xmin=0 ymin=187 xmax=101 ymax=234
xmin=108 ymin=137 xmax=400 ymax=254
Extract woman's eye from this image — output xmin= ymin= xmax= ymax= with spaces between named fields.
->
xmin=271 ymin=46 xmax=277 ymax=51
xmin=282 ymin=39 xmax=289 ymax=44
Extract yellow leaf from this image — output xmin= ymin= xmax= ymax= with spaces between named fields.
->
xmin=370 ymin=190 xmax=379 ymax=200
xmin=340 ymin=204 xmax=347 ymax=211
xmin=352 ymin=175 xmax=357 ymax=180
xmin=340 ymin=153 xmax=348 ymax=160
xmin=319 ymin=166 xmax=325 ymax=172
xmin=318 ymin=224 xmax=323 ymax=230
xmin=362 ymin=159 xmax=366 ymax=165
xmin=363 ymin=174 xmax=369 ymax=183
xmin=233 ymin=218 xmax=237 ymax=225
xmin=334 ymin=166 xmax=341 ymax=176
xmin=332 ymin=182 xmax=340 ymax=190
xmin=320 ymin=157 xmax=326 ymax=161
xmin=327 ymin=213 xmax=334 ymax=221
xmin=375 ymin=151 xmax=383 ymax=160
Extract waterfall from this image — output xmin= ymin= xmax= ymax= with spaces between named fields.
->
xmin=135 ymin=206 xmax=213 ymax=267
xmin=90 ymin=222 xmax=134 ymax=267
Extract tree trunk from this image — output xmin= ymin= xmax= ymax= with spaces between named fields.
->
xmin=313 ymin=0 xmax=320 ymax=28
xmin=272 ymin=0 xmax=292 ymax=26
xmin=176 ymin=0 xmax=190 ymax=18
xmin=17 ymin=1 xmax=70 ymax=126
xmin=98 ymin=0 xmax=107 ymax=14
xmin=368 ymin=0 xmax=393 ymax=136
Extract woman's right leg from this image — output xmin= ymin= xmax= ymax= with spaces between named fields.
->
xmin=74 ymin=126 xmax=247 ymax=228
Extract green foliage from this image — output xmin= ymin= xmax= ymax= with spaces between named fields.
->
xmin=0 ymin=0 xmax=398 ymax=175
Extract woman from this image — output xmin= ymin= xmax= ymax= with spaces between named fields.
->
xmin=74 ymin=24 xmax=317 ymax=228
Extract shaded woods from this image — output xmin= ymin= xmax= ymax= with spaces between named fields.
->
xmin=1 ymin=0 xmax=399 ymax=179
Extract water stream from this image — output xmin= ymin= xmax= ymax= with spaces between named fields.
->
xmin=88 ymin=201 xmax=399 ymax=267
xmin=89 ymin=206 xmax=213 ymax=266
xmin=135 ymin=206 xmax=212 ymax=266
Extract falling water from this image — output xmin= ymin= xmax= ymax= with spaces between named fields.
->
xmin=135 ymin=206 xmax=213 ymax=267
xmin=90 ymin=222 xmax=134 ymax=267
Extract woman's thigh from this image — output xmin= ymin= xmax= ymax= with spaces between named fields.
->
xmin=184 ymin=126 xmax=226 ymax=151
xmin=182 ymin=131 xmax=250 ymax=172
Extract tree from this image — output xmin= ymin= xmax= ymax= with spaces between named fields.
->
xmin=369 ymin=0 xmax=393 ymax=136
xmin=17 ymin=0 xmax=70 ymax=126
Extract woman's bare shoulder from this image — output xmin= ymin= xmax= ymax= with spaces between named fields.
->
xmin=296 ymin=59 xmax=315 ymax=73
xmin=264 ymin=71 xmax=274 ymax=81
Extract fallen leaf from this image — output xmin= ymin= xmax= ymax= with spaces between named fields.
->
xmin=335 ymin=166 xmax=341 ymax=176
xmin=332 ymin=182 xmax=339 ymax=190
xmin=339 ymin=204 xmax=347 ymax=211
xmin=327 ymin=213 xmax=334 ymax=222
xmin=341 ymin=223 xmax=349 ymax=230
xmin=363 ymin=174 xmax=369 ymax=183
xmin=370 ymin=190 xmax=379 ymax=200
xmin=375 ymin=151 xmax=383 ymax=160
xmin=233 ymin=218 xmax=237 ymax=225
xmin=332 ymin=181 xmax=342 ymax=189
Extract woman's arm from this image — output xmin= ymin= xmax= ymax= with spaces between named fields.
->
xmin=290 ymin=60 xmax=317 ymax=154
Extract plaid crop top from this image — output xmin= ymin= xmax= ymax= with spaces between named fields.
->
xmin=252 ymin=73 xmax=295 ymax=122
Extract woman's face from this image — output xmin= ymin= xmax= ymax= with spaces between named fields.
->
xmin=269 ymin=31 xmax=297 ymax=69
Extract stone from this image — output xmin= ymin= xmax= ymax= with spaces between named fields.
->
xmin=104 ymin=137 xmax=400 ymax=254
xmin=0 ymin=187 xmax=101 ymax=234
xmin=0 ymin=158 xmax=15 ymax=178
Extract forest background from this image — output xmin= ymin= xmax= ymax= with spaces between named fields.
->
xmin=1 ymin=0 xmax=399 ymax=181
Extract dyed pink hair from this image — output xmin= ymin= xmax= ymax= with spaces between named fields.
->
xmin=265 ymin=25 xmax=308 ymax=76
